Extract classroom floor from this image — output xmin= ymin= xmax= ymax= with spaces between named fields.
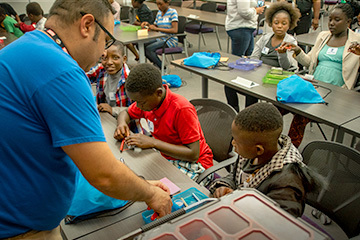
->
xmin=125 ymin=13 xmax=352 ymax=240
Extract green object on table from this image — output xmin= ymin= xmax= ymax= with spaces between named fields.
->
xmin=119 ymin=25 xmax=142 ymax=32
xmin=262 ymin=69 xmax=295 ymax=85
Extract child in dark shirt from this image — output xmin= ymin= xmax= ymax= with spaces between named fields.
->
xmin=132 ymin=0 xmax=154 ymax=25
xmin=208 ymin=102 xmax=324 ymax=217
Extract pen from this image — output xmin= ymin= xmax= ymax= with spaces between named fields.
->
xmin=120 ymin=139 xmax=125 ymax=153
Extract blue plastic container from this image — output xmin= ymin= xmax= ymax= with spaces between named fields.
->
xmin=142 ymin=187 xmax=208 ymax=224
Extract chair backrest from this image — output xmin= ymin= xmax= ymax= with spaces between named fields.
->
xmin=120 ymin=6 xmax=131 ymax=22
xmin=302 ymin=141 xmax=360 ymax=238
xmin=200 ymin=2 xmax=217 ymax=12
xmin=177 ymin=15 xmax=187 ymax=44
xmin=190 ymin=99 xmax=237 ymax=162
xmin=152 ymin=9 xmax=158 ymax=23
xmin=169 ymin=0 xmax=182 ymax=7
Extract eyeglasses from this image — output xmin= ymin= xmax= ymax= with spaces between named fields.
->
xmin=80 ymin=11 xmax=116 ymax=49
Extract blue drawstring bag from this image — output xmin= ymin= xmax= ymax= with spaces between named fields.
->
xmin=65 ymin=171 xmax=128 ymax=224
xmin=162 ymin=74 xmax=182 ymax=88
xmin=276 ymin=75 xmax=325 ymax=103
xmin=183 ymin=52 xmax=221 ymax=69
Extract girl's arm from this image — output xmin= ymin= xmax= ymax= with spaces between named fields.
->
xmin=149 ymin=21 xmax=178 ymax=34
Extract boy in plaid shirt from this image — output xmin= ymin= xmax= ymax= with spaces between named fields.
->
xmin=87 ymin=41 xmax=131 ymax=118
xmin=208 ymin=102 xmax=323 ymax=217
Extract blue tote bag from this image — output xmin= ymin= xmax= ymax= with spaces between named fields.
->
xmin=276 ymin=75 xmax=325 ymax=104
xmin=183 ymin=52 xmax=221 ymax=69
xmin=65 ymin=171 xmax=129 ymax=224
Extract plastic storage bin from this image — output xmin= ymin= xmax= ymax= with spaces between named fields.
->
xmin=142 ymin=188 xmax=208 ymax=224
xmin=135 ymin=189 xmax=330 ymax=240
xmin=228 ymin=58 xmax=262 ymax=71
xmin=262 ymin=69 xmax=295 ymax=85
xmin=119 ymin=25 xmax=142 ymax=32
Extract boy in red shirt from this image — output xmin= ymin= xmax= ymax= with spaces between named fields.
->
xmin=115 ymin=63 xmax=213 ymax=184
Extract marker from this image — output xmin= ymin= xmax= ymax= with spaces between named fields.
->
xmin=120 ymin=139 xmax=125 ymax=153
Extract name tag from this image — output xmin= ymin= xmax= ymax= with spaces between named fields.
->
xmin=109 ymin=92 xmax=116 ymax=101
xmin=326 ymin=47 xmax=338 ymax=55
xmin=261 ymin=47 xmax=270 ymax=55
xmin=147 ymin=120 xmax=154 ymax=133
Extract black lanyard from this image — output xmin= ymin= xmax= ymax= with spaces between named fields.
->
xmin=44 ymin=28 xmax=69 ymax=54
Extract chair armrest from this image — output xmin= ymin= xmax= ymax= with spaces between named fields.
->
xmin=196 ymin=154 xmax=238 ymax=184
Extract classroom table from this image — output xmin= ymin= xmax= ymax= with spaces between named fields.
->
xmin=147 ymin=2 xmax=226 ymax=26
xmin=113 ymin=22 xmax=166 ymax=63
xmin=0 ymin=31 xmax=18 ymax=48
xmin=171 ymin=52 xmax=360 ymax=143
xmin=60 ymin=113 xmax=209 ymax=240
xmin=296 ymin=31 xmax=320 ymax=48
xmin=337 ymin=116 xmax=360 ymax=143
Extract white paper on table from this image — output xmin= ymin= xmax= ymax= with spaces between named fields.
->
xmin=0 ymin=37 xmax=6 ymax=40
xmin=231 ymin=76 xmax=259 ymax=89
xmin=187 ymin=14 xmax=199 ymax=19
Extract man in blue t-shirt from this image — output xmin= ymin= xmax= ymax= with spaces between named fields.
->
xmin=0 ymin=0 xmax=172 ymax=238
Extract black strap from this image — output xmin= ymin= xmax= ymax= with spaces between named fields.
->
xmin=43 ymin=28 xmax=69 ymax=54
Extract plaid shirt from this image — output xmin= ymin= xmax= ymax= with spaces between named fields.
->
xmin=87 ymin=63 xmax=131 ymax=107
xmin=209 ymin=135 xmax=305 ymax=192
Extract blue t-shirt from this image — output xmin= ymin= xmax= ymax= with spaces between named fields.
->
xmin=0 ymin=30 xmax=106 ymax=237
xmin=155 ymin=8 xmax=178 ymax=47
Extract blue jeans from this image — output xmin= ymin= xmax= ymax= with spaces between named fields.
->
xmin=225 ymin=27 xmax=257 ymax=111
xmin=227 ymin=27 xmax=255 ymax=57
xmin=144 ymin=39 xmax=166 ymax=69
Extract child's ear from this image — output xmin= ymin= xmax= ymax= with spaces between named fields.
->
xmin=156 ymin=87 xmax=163 ymax=97
xmin=122 ymin=55 xmax=127 ymax=63
xmin=255 ymin=144 xmax=265 ymax=156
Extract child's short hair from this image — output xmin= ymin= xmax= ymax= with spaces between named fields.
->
xmin=125 ymin=63 xmax=162 ymax=95
xmin=134 ymin=0 xmax=146 ymax=3
xmin=234 ymin=102 xmax=283 ymax=132
xmin=111 ymin=40 xmax=125 ymax=56
xmin=0 ymin=7 xmax=6 ymax=16
xmin=265 ymin=1 xmax=301 ymax=30
xmin=26 ymin=2 xmax=43 ymax=16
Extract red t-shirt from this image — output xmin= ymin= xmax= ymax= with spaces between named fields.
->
xmin=127 ymin=85 xmax=213 ymax=169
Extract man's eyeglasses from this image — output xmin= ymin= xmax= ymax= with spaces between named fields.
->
xmin=80 ymin=12 xmax=116 ymax=49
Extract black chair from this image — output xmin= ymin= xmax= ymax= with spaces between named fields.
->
xmin=302 ymin=140 xmax=360 ymax=239
xmin=120 ymin=6 xmax=131 ymax=23
xmin=189 ymin=99 xmax=238 ymax=185
xmin=185 ymin=2 xmax=222 ymax=51
xmin=156 ymin=16 xmax=189 ymax=75
xmin=151 ymin=9 xmax=158 ymax=23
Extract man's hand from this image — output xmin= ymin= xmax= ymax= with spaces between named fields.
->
xmin=213 ymin=187 xmax=233 ymax=198
xmin=312 ymin=18 xmax=319 ymax=30
xmin=145 ymin=184 xmax=172 ymax=218
xmin=14 ymin=22 xmax=20 ymax=28
xmin=125 ymin=134 xmax=155 ymax=149
xmin=148 ymin=180 xmax=171 ymax=194
xmin=97 ymin=103 xmax=112 ymax=115
xmin=113 ymin=123 xmax=130 ymax=140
